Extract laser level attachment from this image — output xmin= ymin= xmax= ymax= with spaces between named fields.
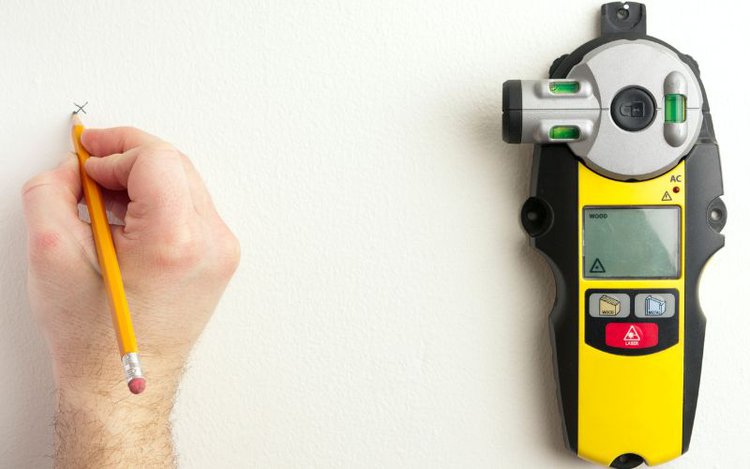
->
xmin=502 ymin=3 xmax=726 ymax=468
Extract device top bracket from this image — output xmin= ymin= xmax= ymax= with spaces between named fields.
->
xmin=601 ymin=2 xmax=647 ymax=36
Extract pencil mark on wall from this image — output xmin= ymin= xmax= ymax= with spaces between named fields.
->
xmin=72 ymin=101 xmax=88 ymax=115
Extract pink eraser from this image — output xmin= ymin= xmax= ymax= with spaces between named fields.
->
xmin=128 ymin=377 xmax=146 ymax=395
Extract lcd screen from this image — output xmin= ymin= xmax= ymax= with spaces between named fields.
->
xmin=583 ymin=207 xmax=680 ymax=279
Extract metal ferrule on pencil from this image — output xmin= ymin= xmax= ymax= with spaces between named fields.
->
xmin=122 ymin=352 xmax=144 ymax=382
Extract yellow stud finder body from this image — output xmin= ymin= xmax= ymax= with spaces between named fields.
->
xmin=502 ymin=3 xmax=726 ymax=468
xmin=577 ymin=164 xmax=686 ymax=466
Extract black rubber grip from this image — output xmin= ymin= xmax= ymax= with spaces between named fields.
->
xmin=502 ymin=80 xmax=523 ymax=143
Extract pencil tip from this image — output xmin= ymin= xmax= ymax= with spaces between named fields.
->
xmin=71 ymin=113 xmax=83 ymax=126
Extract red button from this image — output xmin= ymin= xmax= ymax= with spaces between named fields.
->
xmin=605 ymin=323 xmax=658 ymax=349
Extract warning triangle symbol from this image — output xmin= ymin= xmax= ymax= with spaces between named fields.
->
xmin=624 ymin=325 xmax=641 ymax=341
xmin=662 ymin=191 xmax=673 ymax=201
xmin=590 ymin=258 xmax=606 ymax=273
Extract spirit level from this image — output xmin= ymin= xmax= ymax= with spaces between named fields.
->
xmin=502 ymin=3 xmax=726 ymax=467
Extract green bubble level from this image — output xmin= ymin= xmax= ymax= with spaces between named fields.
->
xmin=665 ymin=94 xmax=686 ymax=123
xmin=549 ymin=81 xmax=580 ymax=94
xmin=550 ymin=126 xmax=581 ymax=140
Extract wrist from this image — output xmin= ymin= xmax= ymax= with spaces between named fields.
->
xmin=54 ymin=364 xmax=181 ymax=469
xmin=53 ymin=349 xmax=185 ymax=403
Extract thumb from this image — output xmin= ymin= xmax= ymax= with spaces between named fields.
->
xmin=84 ymin=147 xmax=193 ymax=239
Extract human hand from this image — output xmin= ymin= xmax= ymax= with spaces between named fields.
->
xmin=21 ymin=126 xmax=240 ymax=467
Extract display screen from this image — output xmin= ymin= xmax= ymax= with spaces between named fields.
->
xmin=583 ymin=207 xmax=680 ymax=279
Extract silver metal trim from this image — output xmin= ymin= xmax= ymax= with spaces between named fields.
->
xmin=566 ymin=39 xmax=704 ymax=180
xmin=122 ymin=352 xmax=144 ymax=382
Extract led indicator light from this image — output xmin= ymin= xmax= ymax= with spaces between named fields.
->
xmin=549 ymin=81 xmax=580 ymax=94
xmin=665 ymin=94 xmax=686 ymax=123
xmin=549 ymin=126 xmax=581 ymax=140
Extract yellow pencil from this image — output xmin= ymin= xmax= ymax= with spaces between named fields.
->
xmin=71 ymin=114 xmax=146 ymax=394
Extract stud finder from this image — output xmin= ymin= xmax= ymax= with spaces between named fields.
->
xmin=502 ymin=3 xmax=726 ymax=467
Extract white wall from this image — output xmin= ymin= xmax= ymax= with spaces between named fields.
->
xmin=0 ymin=1 xmax=746 ymax=467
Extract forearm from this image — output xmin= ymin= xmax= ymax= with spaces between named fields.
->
xmin=54 ymin=359 xmax=182 ymax=469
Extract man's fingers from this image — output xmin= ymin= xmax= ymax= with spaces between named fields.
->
xmin=84 ymin=146 xmax=193 ymax=239
xmin=84 ymin=126 xmax=219 ymax=218
xmin=83 ymin=149 xmax=137 ymax=191
xmin=22 ymin=155 xmax=82 ymax=231
xmin=22 ymin=155 xmax=97 ymax=270
xmin=81 ymin=127 xmax=160 ymax=156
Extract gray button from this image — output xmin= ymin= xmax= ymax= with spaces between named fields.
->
xmin=634 ymin=293 xmax=676 ymax=318
xmin=588 ymin=293 xmax=630 ymax=318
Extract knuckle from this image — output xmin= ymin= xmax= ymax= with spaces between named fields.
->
xmin=150 ymin=225 xmax=240 ymax=279
xmin=120 ymin=126 xmax=141 ymax=135
xmin=21 ymin=160 xmax=75 ymax=203
xmin=27 ymin=230 xmax=66 ymax=265
xmin=21 ymin=172 xmax=54 ymax=200
xmin=151 ymin=232 xmax=203 ymax=271
xmin=143 ymin=143 xmax=180 ymax=159
xmin=138 ymin=145 xmax=188 ymax=173
xmin=215 ymin=229 xmax=241 ymax=278
xmin=30 ymin=230 xmax=63 ymax=251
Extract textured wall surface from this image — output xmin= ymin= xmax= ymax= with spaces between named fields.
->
xmin=0 ymin=1 xmax=746 ymax=467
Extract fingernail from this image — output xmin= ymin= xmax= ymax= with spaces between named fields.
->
xmin=80 ymin=129 xmax=96 ymax=147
